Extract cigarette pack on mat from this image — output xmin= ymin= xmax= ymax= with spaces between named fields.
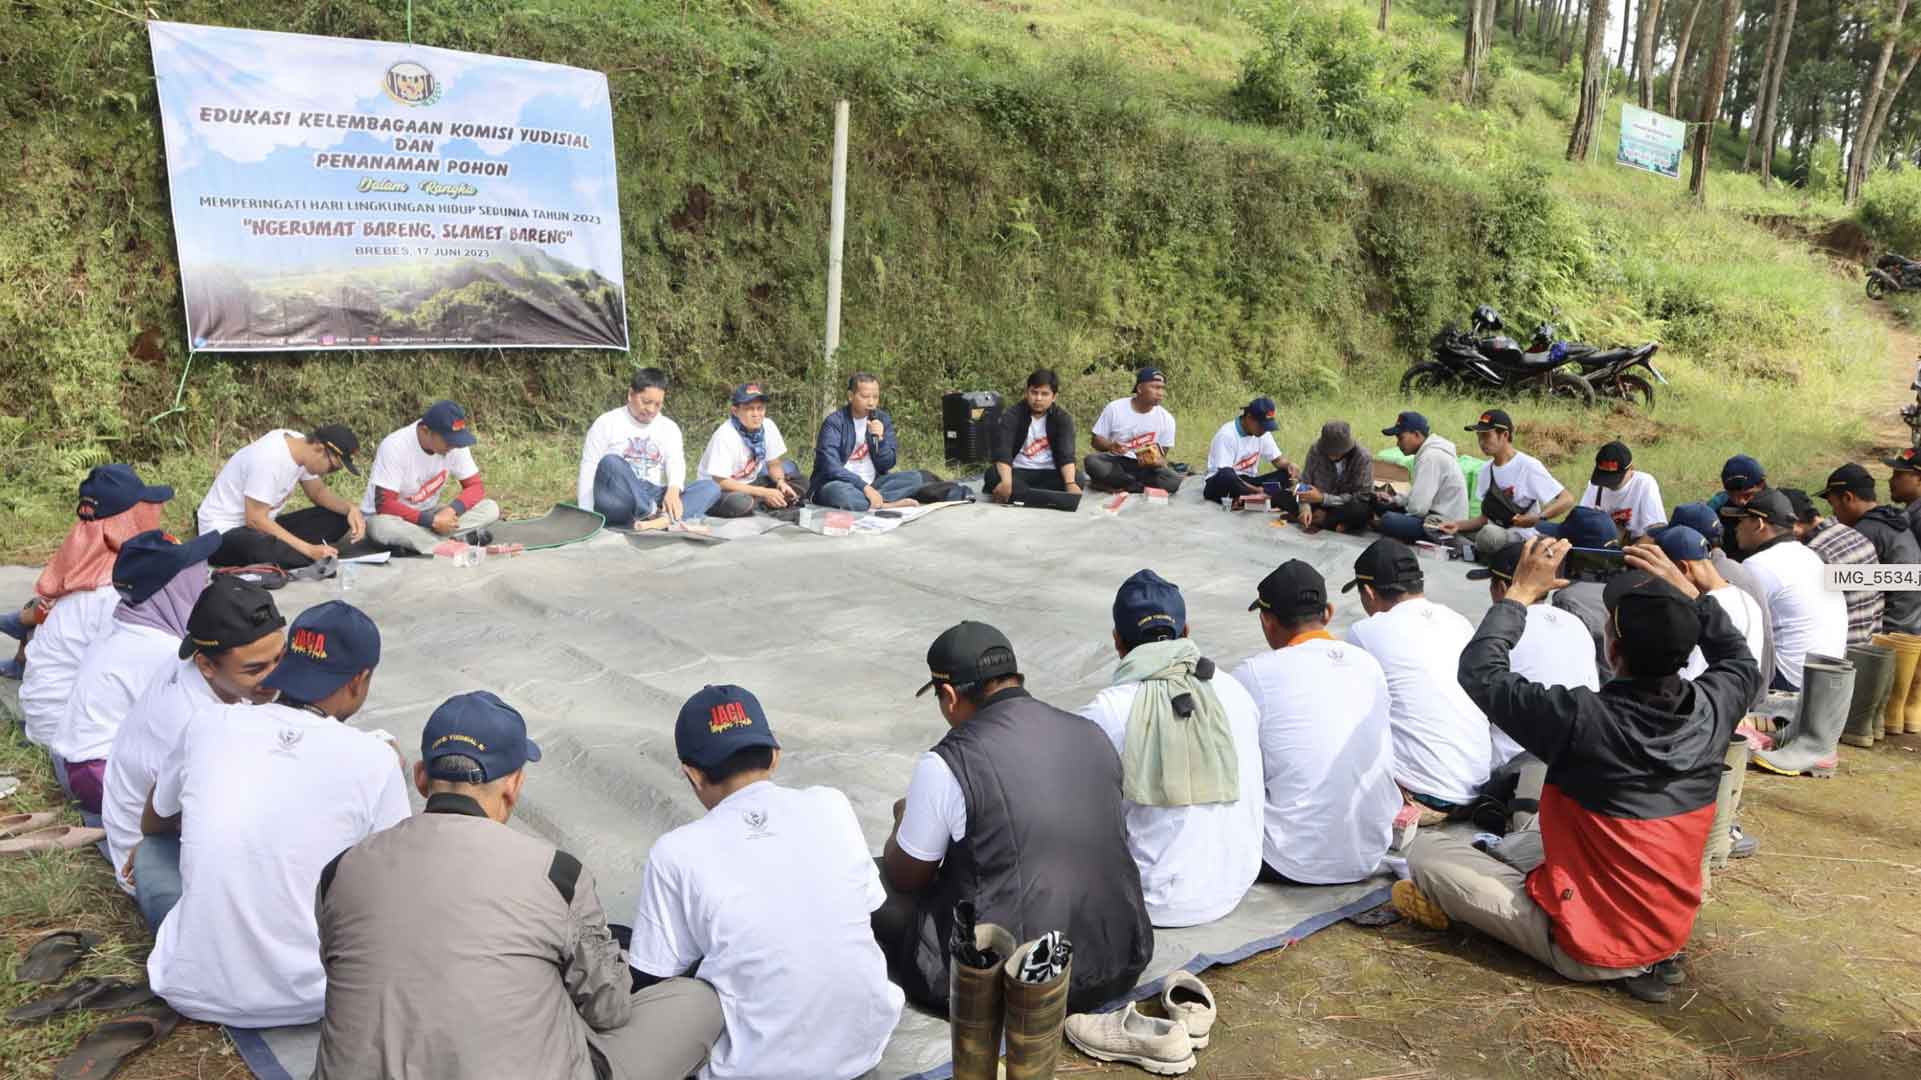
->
xmin=823 ymin=511 xmax=856 ymax=536
xmin=1100 ymin=492 xmax=1130 ymax=515
xmin=1413 ymin=540 xmax=1444 ymax=560
xmin=1143 ymin=487 xmax=1169 ymax=506
xmin=1232 ymin=494 xmax=1268 ymax=512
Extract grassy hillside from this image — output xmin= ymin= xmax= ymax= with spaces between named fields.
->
xmin=0 ymin=0 xmax=1895 ymax=558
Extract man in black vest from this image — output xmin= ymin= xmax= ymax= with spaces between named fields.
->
xmin=874 ymin=620 xmax=1152 ymax=1014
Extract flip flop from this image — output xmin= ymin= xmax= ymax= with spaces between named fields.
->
xmin=216 ymin=564 xmax=289 ymax=590
xmin=52 ymin=1001 xmax=179 ymax=1080
xmin=7 ymin=978 xmax=153 ymax=1022
xmin=0 ymin=811 xmax=61 ymax=839
xmin=0 ymin=826 xmax=107 ymax=857
xmin=15 ymin=930 xmax=103 ymax=984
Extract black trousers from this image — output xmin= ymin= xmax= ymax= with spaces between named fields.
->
xmin=1202 ymin=467 xmax=1293 ymax=504
xmin=210 ymin=506 xmax=350 ymax=569
xmin=1082 ymin=453 xmax=1183 ymax=494
xmin=1309 ymin=497 xmax=1375 ymax=532
xmin=869 ymin=857 xmax=931 ymax=1006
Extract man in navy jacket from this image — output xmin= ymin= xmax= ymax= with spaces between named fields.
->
xmin=810 ymin=373 xmax=935 ymax=511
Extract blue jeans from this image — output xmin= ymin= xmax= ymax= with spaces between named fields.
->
xmin=134 ymin=834 xmax=183 ymax=930
xmin=591 ymin=455 xmax=723 ymax=526
xmin=1377 ymin=510 xmax=1432 ymax=542
xmin=814 ymin=471 xmax=929 ymax=510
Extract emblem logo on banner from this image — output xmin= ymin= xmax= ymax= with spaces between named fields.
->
xmin=384 ymin=61 xmax=443 ymax=107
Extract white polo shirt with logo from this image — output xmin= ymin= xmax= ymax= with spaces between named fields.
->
xmin=1346 ymin=598 xmax=1493 ymax=804
xmin=628 ymin=780 xmax=903 ymax=1080
xmin=361 ymin=423 xmax=481 ymax=516
xmin=147 ymin=701 xmax=411 ymax=1027
xmin=198 ymin=430 xmax=318 ymax=534
xmin=1205 ymin=420 xmax=1282 ymax=478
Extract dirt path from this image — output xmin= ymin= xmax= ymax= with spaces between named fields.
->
xmin=1869 ymin=311 xmax=1921 ymax=458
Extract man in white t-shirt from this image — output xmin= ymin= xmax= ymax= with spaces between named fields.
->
xmin=579 ymin=369 xmax=735 ymax=527
xmin=1078 ymin=571 xmax=1264 ymax=926
xmin=1466 ymin=543 xmax=1601 ymax=770
xmin=1201 ymin=397 xmax=1294 ymax=504
xmin=629 ymin=685 xmax=901 ymax=1080
xmin=1343 ymin=540 xmax=1492 ymax=815
xmin=695 ymin=382 xmax=807 ymax=517
xmin=1579 ymin=441 xmax=1666 ymax=542
xmin=144 ymin=600 xmax=410 ymax=1027
xmin=1440 ymin=409 xmax=1573 ymax=560
xmin=1085 ymin=367 xmax=1182 ymax=494
xmin=201 ymin=424 xmax=367 ymax=569
xmin=105 ymin=575 xmax=285 ymax=930
xmin=360 ymin=400 xmax=501 ymax=552
xmin=55 ymin=529 xmax=221 ymax=816
xmin=1231 ymin=560 xmax=1400 ymax=883
xmin=1726 ymin=490 xmax=1848 ymax=690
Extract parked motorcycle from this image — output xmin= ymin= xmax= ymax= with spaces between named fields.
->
xmin=1526 ymin=324 xmax=1665 ymax=410
xmin=1400 ymin=306 xmax=1594 ymax=406
xmin=1867 ymin=253 xmax=1921 ymax=299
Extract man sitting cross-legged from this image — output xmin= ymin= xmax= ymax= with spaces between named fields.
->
xmin=1084 ymin=367 xmax=1182 ymax=494
xmin=312 ymin=692 xmax=723 ymax=1080
xmin=581 ymin=368 xmax=735 ymax=528
xmin=1077 ymin=570 xmax=1265 ymax=927
xmin=1231 ymin=560 xmax=1402 ymax=885
xmin=143 ymin=600 xmax=410 ymax=1027
xmin=1296 ymin=420 xmax=1374 ymax=534
xmin=628 ymin=685 xmax=901 ymax=1080
xmin=986 ymin=368 xmax=1082 ymax=506
xmin=1200 ymin=397 xmax=1293 ymax=504
xmin=694 ymin=382 xmax=807 ymax=517
xmin=1394 ymin=539 xmax=1763 ymax=1003
xmin=200 ymin=425 xmax=367 ymax=569
xmin=362 ymin=399 xmax=502 ymax=552
xmin=809 ymin=372 xmax=935 ymax=511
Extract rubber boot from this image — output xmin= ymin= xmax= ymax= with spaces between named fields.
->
xmin=1754 ymin=656 xmax=1854 ymax=777
xmin=1700 ymin=764 xmax=1730 ymax=890
xmin=1899 ymin=633 xmax=1921 ymax=735
xmin=1707 ymin=736 xmax=1750 ymax=872
xmin=1002 ymin=939 xmax=1071 ymax=1080
xmin=950 ymin=921 xmax=1018 ymax=1080
xmin=1843 ymin=644 xmax=1896 ymax=749
xmin=1873 ymin=633 xmax=1920 ymax=739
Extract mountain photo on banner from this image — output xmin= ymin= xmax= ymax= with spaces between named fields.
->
xmin=149 ymin=21 xmax=627 ymax=352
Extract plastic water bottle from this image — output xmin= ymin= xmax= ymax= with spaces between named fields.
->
xmin=453 ymin=545 xmax=485 ymax=568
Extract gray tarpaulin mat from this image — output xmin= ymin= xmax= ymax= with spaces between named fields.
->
xmin=0 ymin=488 xmax=1501 ymax=1079
xmin=484 ymin=502 xmax=605 ymax=550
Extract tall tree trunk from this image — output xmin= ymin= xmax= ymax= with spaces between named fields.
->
xmin=1540 ymin=0 xmax=1555 ymax=42
xmin=1381 ymin=0 xmax=1391 ymax=32
xmin=1464 ymin=0 xmax=1486 ymax=100
xmin=1635 ymin=0 xmax=1665 ymax=107
xmin=1482 ymin=0 xmax=1499 ymax=52
xmin=1668 ymin=0 xmax=1707 ymax=117
xmin=1756 ymin=0 xmax=1798 ymax=185
xmin=1848 ymin=0 xmax=1912 ymax=203
xmin=1743 ymin=0 xmax=1786 ymax=170
xmin=1689 ymin=0 xmax=1741 ymax=202
xmin=1864 ymin=46 xmax=1921 ymax=190
xmin=1562 ymin=9 xmax=1581 ymax=66
xmin=1618 ymin=0 xmax=1636 ymax=72
xmin=1515 ymin=0 xmax=1528 ymax=38
xmin=1569 ymin=0 xmax=1613 ymax=160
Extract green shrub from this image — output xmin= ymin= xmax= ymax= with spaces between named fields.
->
xmin=1231 ymin=1 xmax=1409 ymax=147
xmin=1859 ymin=169 xmax=1921 ymax=256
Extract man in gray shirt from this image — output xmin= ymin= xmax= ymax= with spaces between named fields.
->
xmin=312 ymin=692 xmax=721 ymax=1080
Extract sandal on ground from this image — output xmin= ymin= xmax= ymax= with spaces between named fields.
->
xmin=53 ymin=1001 xmax=180 ymax=1080
xmin=7 ymin=978 xmax=153 ymax=1022
xmin=15 ymin=930 xmax=104 ymax=984
xmin=0 ymin=826 xmax=107 ymax=857
xmin=0 ymin=810 xmax=60 ymax=839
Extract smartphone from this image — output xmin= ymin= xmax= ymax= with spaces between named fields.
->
xmin=1563 ymin=546 xmax=1628 ymax=583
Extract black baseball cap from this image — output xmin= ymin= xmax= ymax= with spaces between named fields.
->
xmin=1382 ymin=411 xmax=1429 ymax=437
xmin=421 ymin=400 xmax=477 ymax=448
xmin=1817 ymin=463 xmax=1875 ymax=501
xmin=731 ymin=382 xmax=770 ymax=405
xmin=1113 ymin=569 xmax=1185 ymax=646
xmin=261 ymin=600 xmax=381 ymax=701
xmin=1721 ymin=454 xmax=1764 ymax=491
xmin=1249 ymin=560 xmax=1328 ymax=620
xmin=1724 ymin=488 xmax=1796 ymax=528
xmin=1603 ymin=571 xmax=1700 ymax=677
xmin=423 ymin=691 xmax=542 ymax=781
xmin=1886 ymin=447 xmax=1921 ymax=473
xmin=113 ymin=529 xmax=221 ymax=606
xmin=1466 ymin=540 xmax=1526 ymax=583
xmin=916 ymin=621 xmax=1019 ymax=697
xmin=1465 ymin=408 xmax=1514 ymax=433
xmin=178 ymin=574 xmax=286 ymax=659
xmin=1342 ymin=538 xmax=1424 ymax=594
xmin=1591 ymin=441 xmax=1632 ymax=490
xmin=76 ymin=464 xmax=173 ymax=522
xmin=311 ymin=424 xmax=361 ymax=475
xmin=1781 ymin=487 xmax=1818 ymax=525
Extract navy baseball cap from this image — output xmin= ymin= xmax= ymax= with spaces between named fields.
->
xmin=1537 ymin=506 xmax=1620 ymax=548
xmin=77 ymin=464 xmax=173 ymax=522
xmin=1382 ymin=411 xmax=1429 ymax=437
xmin=1466 ymin=541 xmax=1525 ymax=583
xmin=676 ymin=684 xmax=780 ymax=769
xmin=1663 ymin=502 xmax=1723 ymax=543
xmin=916 ymin=621 xmax=1020 ymax=697
xmin=1465 ymin=408 xmax=1514 ymax=433
xmin=1244 ymin=397 xmax=1278 ymax=432
xmin=730 ymin=382 xmax=770 ymax=405
xmin=1657 ymin=524 xmax=1713 ymax=563
xmin=113 ymin=529 xmax=221 ymax=606
xmin=421 ymin=400 xmax=477 ymax=448
xmin=1135 ymin=367 xmax=1166 ymax=387
xmin=1113 ymin=569 xmax=1186 ymax=646
xmin=422 ymin=691 xmax=542 ymax=782
xmin=1721 ymin=455 xmax=1765 ymax=491
xmin=261 ymin=601 xmax=381 ymax=702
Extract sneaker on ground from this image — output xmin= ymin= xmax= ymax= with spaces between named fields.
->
xmin=1159 ymin=972 xmax=1216 ymax=1050
xmin=1728 ymin=825 xmax=1758 ymax=859
xmin=1617 ymin=969 xmax=1673 ymax=1004
xmin=1064 ymin=1004 xmax=1196 ymax=1075
xmin=1391 ymin=879 xmax=1449 ymax=930
xmin=459 ymin=527 xmax=495 ymax=547
xmin=1653 ymin=954 xmax=1687 ymax=986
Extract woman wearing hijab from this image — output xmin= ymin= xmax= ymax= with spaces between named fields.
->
xmin=53 ymin=530 xmax=220 ymax=815
xmin=18 ymin=465 xmax=175 ymax=753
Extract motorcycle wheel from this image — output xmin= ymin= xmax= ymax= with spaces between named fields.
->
xmin=1399 ymin=362 xmax=1454 ymax=396
xmin=1616 ymin=374 xmax=1656 ymax=411
xmin=1868 ymin=274 xmax=1889 ymax=300
xmin=1543 ymin=370 xmax=1595 ymax=407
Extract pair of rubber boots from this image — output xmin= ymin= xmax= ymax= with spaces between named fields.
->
xmin=1871 ymin=633 xmax=1921 ymax=739
xmin=1701 ymin=734 xmax=1750 ymax=889
xmin=1754 ymin=654 xmax=1857 ymax=777
xmin=950 ymin=923 xmax=1071 ymax=1080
